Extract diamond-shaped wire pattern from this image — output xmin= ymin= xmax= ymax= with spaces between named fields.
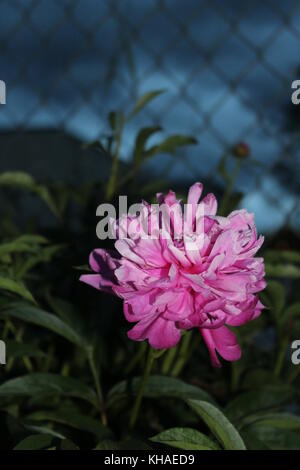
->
xmin=0 ymin=0 xmax=299 ymax=232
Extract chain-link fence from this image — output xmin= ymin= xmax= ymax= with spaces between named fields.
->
xmin=0 ymin=0 xmax=300 ymax=233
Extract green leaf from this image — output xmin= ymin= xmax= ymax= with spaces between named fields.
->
xmin=0 ymin=373 xmax=98 ymax=407
xmin=108 ymin=111 xmax=125 ymax=133
xmin=17 ymin=244 xmax=64 ymax=278
xmin=27 ymin=408 xmax=112 ymax=440
xmin=265 ymin=250 xmax=300 ymax=264
xmin=280 ymin=302 xmax=300 ymax=328
xmin=150 ymin=427 xmax=220 ymax=450
xmin=107 ymin=375 xmax=215 ymax=408
xmin=95 ymin=439 xmax=122 ymax=450
xmin=242 ymin=412 xmax=300 ymax=431
xmin=224 ymin=386 xmax=294 ymax=425
xmin=95 ymin=439 xmax=151 ymax=450
xmin=133 ymin=126 xmax=162 ymax=165
xmin=129 ymin=90 xmax=165 ymax=118
xmin=44 ymin=294 xmax=83 ymax=327
xmin=25 ymin=424 xmax=65 ymax=440
xmin=0 ymin=302 xmax=86 ymax=349
xmin=0 ymin=171 xmax=59 ymax=217
xmin=73 ymin=264 xmax=92 ymax=272
xmin=6 ymin=340 xmax=46 ymax=359
xmin=187 ymin=400 xmax=246 ymax=450
xmin=14 ymin=234 xmax=49 ymax=246
xmin=146 ymin=134 xmax=197 ymax=157
xmin=0 ymin=277 xmax=35 ymax=303
xmin=82 ymin=139 xmax=109 ymax=154
xmin=0 ymin=171 xmax=35 ymax=188
xmin=56 ymin=439 xmax=80 ymax=450
xmin=14 ymin=434 xmax=54 ymax=450
xmin=242 ymin=369 xmax=282 ymax=389
xmin=261 ymin=280 xmax=285 ymax=317
xmin=240 ymin=430 xmax=270 ymax=450
xmin=265 ymin=263 xmax=300 ymax=279
xmin=59 ymin=439 xmax=79 ymax=450
xmin=242 ymin=423 xmax=300 ymax=450
xmin=0 ymin=234 xmax=48 ymax=258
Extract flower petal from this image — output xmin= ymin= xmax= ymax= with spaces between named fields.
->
xmin=200 ymin=326 xmax=241 ymax=367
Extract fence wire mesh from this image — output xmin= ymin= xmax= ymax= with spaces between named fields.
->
xmin=0 ymin=0 xmax=300 ymax=233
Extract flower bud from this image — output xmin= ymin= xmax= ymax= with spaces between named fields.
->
xmin=232 ymin=141 xmax=250 ymax=159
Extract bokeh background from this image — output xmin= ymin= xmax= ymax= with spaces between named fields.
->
xmin=0 ymin=0 xmax=300 ymax=234
xmin=1 ymin=0 xmax=300 ymax=451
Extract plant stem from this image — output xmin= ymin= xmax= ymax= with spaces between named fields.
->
xmin=274 ymin=336 xmax=289 ymax=377
xmin=287 ymin=365 xmax=300 ymax=384
xmin=106 ymin=115 xmax=124 ymax=200
xmin=125 ymin=342 xmax=147 ymax=375
xmin=161 ymin=345 xmax=177 ymax=375
xmin=219 ymin=158 xmax=242 ymax=216
xmin=87 ymin=349 xmax=107 ymax=426
xmin=171 ymin=331 xmax=192 ymax=377
xmin=129 ymin=346 xmax=155 ymax=431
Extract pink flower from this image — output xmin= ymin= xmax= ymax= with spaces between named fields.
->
xmin=80 ymin=183 xmax=265 ymax=367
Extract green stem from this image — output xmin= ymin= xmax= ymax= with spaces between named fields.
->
xmin=161 ymin=345 xmax=178 ymax=375
xmin=17 ymin=326 xmax=33 ymax=372
xmin=219 ymin=158 xmax=242 ymax=216
xmin=87 ymin=349 xmax=107 ymax=426
xmin=287 ymin=365 xmax=300 ymax=384
xmin=171 ymin=332 xmax=192 ymax=377
xmin=274 ymin=336 xmax=289 ymax=377
xmin=106 ymin=117 xmax=124 ymax=200
xmin=129 ymin=346 xmax=155 ymax=431
xmin=2 ymin=319 xmax=16 ymax=340
xmin=125 ymin=342 xmax=147 ymax=375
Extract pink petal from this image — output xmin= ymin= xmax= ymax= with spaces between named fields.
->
xmin=200 ymin=326 xmax=241 ymax=367
xmin=127 ymin=314 xmax=181 ymax=349
xmin=185 ymin=182 xmax=203 ymax=232
xmin=89 ymin=249 xmax=120 ymax=273
xmin=196 ymin=193 xmax=218 ymax=217
xmin=80 ymin=249 xmax=120 ymax=293
xmin=114 ymin=259 xmax=149 ymax=284
xmin=187 ymin=182 xmax=203 ymax=206
xmin=80 ymin=274 xmax=114 ymax=294
xmin=157 ymin=190 xmax=178 ymax=206
xmin=147 ymin=316 xmax=181 ymax=349
xmin=115 ymin=239 xmax=144 ymax=265
xmin=132 ymin=238 xmax=167 ymax=268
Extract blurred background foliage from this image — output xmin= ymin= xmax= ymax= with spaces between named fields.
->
xmin=0 ymin=0 xmax=300 ymax=451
